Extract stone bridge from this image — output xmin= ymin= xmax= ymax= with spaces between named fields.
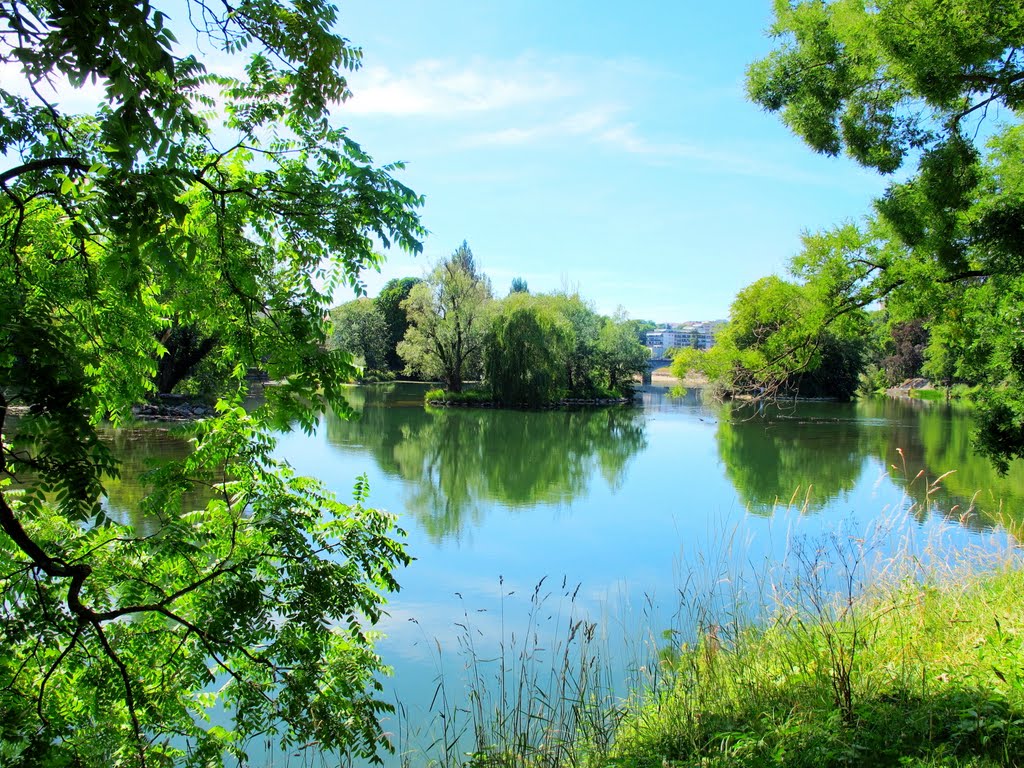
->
xmin=642 ymin=356 xmax=673 ymax=385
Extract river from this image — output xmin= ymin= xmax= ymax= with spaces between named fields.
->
xmin=100 ymin=383 xmax=1024 ymax=765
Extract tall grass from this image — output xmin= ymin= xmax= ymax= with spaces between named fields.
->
xmin=399 ymin=471 xmax=1024 ymax=768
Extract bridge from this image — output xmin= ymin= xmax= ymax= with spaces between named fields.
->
xmin=642 ymin=356 xmax=674 ymax=385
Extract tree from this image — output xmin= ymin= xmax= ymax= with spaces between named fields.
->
xmin=398 ymin=245 xmax=492 ymax=392
xmin=673 ymin=276 xmax=867 ymax=401
xmin=329 ymin=298 xmax=390 ymax=372
xmin=484 ymin=293 xmax=573 ymax=403
xmin=374 ymin=276 xmax=421 ymax=371
xmin=548 ymin=292 xmax=603 ymax=394
xmin=747 ymin=1 xmax=1024 ymax=467
xmin=628 ymin=319 xmax=658 ymax=345
xmin=509 ymin=276 xmax=529 ymax=294
xmin=0 ymin=0 xmax=423 ymax=764
xmin=597 ymin=313 xmax=651 ymax=392
xmin=450 ymin=239 xmax=480 ymax=278
xmin=748 ymin=0 xmax=1024 ymax=179
xmin=882 ymin=319 xmax=929 ymax=385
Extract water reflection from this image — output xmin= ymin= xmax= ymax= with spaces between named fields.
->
xmin=324 ymin=384 xmax=648 ymax=541
xmin=15 ymin=384 xmax=1021 ymax=542
xmin=712 ymin=397 xmax=1024 ymax=530
xmin=715 ymin=401 xmax=866 ymax=515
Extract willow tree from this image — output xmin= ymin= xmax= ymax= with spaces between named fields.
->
xmin=0 ymin=0 xmax=422 ymax=764
xmin=484 ymin=293 xmax=574 ymax=404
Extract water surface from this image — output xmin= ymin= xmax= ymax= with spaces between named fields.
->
xmin=100 ymin=384 xmax=1024 ymax=764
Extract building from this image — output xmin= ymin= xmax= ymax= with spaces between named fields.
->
xmin=645 ymin=320 xmax=724 ymax=360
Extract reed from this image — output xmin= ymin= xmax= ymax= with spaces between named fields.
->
xmin=400 ymin=468 xmax=1024 ymax=768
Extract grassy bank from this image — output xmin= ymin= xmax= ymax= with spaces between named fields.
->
xmin=410 ymin=529 xmax=1024 ymax=768
xmin=613 ymin=560 xmax=1024 ymax=768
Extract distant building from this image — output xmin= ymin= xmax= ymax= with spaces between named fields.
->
xmin=645 ymin=320 xmax=724 ymax=360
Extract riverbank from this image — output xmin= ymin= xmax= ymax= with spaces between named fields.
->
xmin=423 ymin=387 xmax=634 ymax=409
xmin=418 ymin=537 xmax=1024 ymax=768
xmin=608 ymin=558 xmax=1024 ymax=768
xmin=649 ymin=367 xmax=707 ymax=388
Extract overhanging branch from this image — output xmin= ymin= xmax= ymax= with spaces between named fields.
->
xmin=0 ymin=157 xmax=89 ymax=187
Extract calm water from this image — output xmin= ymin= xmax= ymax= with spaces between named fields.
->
xmin=99 ymin=383 xmax=1024 ymax=764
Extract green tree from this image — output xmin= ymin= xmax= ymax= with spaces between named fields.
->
xmin=748 ymin=0 xmax=1024 ymax=178
xmin=748 ymin=0 xmax=1024 ymax=468
xmin=398 ymin=245 xmax=492 ymax=392
xmin=374 ymin=276 xmax=421 ymax=371
xmin=329 ymin=297 xmax=390 ymax=372
xmin=450 ymin=239 xmax=480 ymax=278
xmin=628 ymin=319 xmax=658 ymax=345
xmin=597 ymin=313 xmax=651 ymax=393
xmin=509 ymin=276 xmax=530 ymax=294
xmin=0 ymin=0 xmax=423 ymax=764
xmin=548 ymin=292 xmax=603 ymax=394
xmin=484 ymin=293 xmax=573 ymax=404
xmin=673 ymin=276 xmax=866 ymax=401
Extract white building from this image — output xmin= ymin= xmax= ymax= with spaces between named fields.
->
xmin=645 ymin=321 xmax=724 ymax=360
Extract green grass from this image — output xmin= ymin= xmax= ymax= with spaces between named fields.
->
xmin=424 ymin=387 xmax=494 ymax=405
xmin=408 ymin=527 xmax=1024 ymax=768
xmin=611 ymin=563 xmax=1024 ymax=768
xmin=423 ymin=385 xmax=632 ymax=407
xmin=909 ymin=388 xmax=947 ymax=401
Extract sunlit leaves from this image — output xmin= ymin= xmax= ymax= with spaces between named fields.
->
xmin=1 ymin=0 xmax=423 ymax=763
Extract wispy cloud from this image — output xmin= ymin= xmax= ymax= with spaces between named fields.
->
xmin=465 ymin=105 xmax=623 ymax=146
xmin=345 ymin=56 xmax=571 ymax=116
xmin=333 ymin=53 xmax=851 ymax=189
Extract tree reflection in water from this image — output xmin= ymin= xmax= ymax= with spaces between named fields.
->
xmin=714 ymin=397 xmax=1024 ymax=531
xmin=324 ymin=384 xmax=648 ymax=541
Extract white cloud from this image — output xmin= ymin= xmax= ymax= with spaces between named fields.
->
xmin=466 ymin=105 xmax=624 ymax=146
xmin=345 ymin=56 xmax=571 ymax=116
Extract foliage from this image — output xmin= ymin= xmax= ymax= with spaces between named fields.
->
xmin=374 ymin=276 xmax=422 ymax=371
xmin=596 ymin=312 xmax=651 ymax=392
xmin=509 ymin=276 xmax=530 ymax=294
xmin=881 ymin=319 xmax=929 ymax=386
xmin=549 ymin=292 xmax=604 ymax=394
xmin=329 ymin=297 xmax=390 ymax=373
xmin=748 ymin=0 xmax=1024 ymax=177
xmin=0 ymin=0 xmax=423 ymax=763
xmin=748 ymin=1 xmax=1024 ymax=468
xmin=627 ymin=319 xmax=658 ymax=345
xmin=423 ymin=387 xmax=493 ymax=405
xmin=450 ymin=240 xmax=481 ymax=278
xmin=484 ymin=293 xmax=574 ymax=404
xmin=673 ymin=276 xmax=867 ymax=401
xmin=478 ymin=295 xmax=645 ymax=404
xmin=398 ymin=244 xmax=493 ymax=393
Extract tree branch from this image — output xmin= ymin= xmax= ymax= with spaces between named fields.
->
xmin=0 ymin=157 xmax=89 ymax=187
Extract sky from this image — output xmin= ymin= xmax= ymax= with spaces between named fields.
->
xmin=1 ymin=0 xmax=896 ymax=323
xmin=325 ymin=0 xmax=894 ymax=321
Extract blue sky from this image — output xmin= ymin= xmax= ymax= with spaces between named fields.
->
xmin=329 ymin=0 xmax=893 ymax=321
xmin=0 ymin=0 xmax=894 ymax=322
